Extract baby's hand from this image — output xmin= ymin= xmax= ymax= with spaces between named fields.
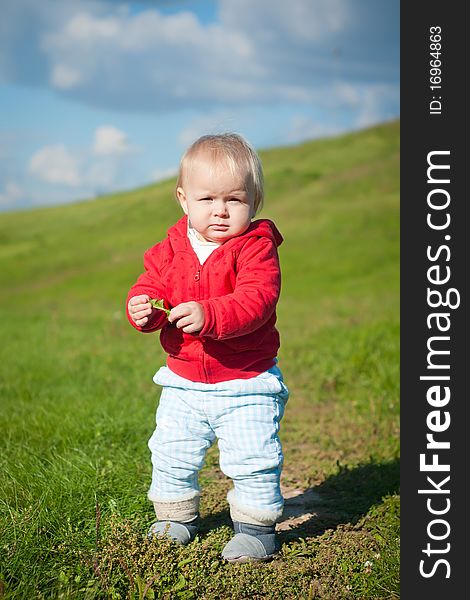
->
xmin=128 ymin=294 xmax=152 ymax=326
xmin=169 ymin=302 xmax=205 ymax=334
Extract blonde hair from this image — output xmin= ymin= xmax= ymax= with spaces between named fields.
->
xmin=176 ymin=133 xmax=264 ymax=214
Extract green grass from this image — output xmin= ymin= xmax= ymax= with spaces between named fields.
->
xmin=0 ymin=120 xmax=399 ymax=599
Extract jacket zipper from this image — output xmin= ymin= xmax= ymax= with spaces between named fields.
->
xmin=193 ymin=265 xmax=208 ymax=381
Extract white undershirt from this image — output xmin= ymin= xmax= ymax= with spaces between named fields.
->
xmin=187 ymin=225 xmax=220 ymax=265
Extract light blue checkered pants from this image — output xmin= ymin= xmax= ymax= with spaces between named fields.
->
xmin=148 ymin=364 xmax=289 ymax=523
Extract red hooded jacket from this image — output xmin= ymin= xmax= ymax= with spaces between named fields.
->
xmin=126 ymin=215 xmax=283 ymax=383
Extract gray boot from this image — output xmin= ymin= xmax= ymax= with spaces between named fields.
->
xmin=222 ymin=521 xmax=279 ymax=563
xmin=149 ymin=495 xmax=200 ymax=545
xmin=148 ymin=516 xmax=199 ymax=545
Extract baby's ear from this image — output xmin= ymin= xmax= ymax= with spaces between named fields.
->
xmin=176 ymin=187 xmax=188 ymax=214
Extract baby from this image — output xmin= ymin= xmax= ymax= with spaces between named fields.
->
xmin=126 ymin=133 xmax=288 ymax=562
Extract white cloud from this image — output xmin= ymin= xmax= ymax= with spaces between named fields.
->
xmin=26 ymin=125 xmax=139 ymax=197
xmin=28 ymin=144 xmax=81 ymax=186
xmin=177 ymin=112 xmax=245 ymax=147
xmin=40 ymin=7 xmax=264 ymax=111
xmin=85 ymin=160 xmax=116 ymax=189
xmin=353 ymin=85 xmax=397 ymax=129
xmin=50 ymin=63 xmax=83 ymax=89
xmin=92 ymin=125 xmax=136 ymax=156
xmin=1 ymin=0 xmax=398 ymax=115
xmin=150 ymin=166 xmax=178 ymax=183
xmin=0 ymin=181 xmax=23 ymax=206
xmin=218 ymin=0 xmax=351 ymax=43
xmin=329 ymin=82 xmax=399 ymax=129
xmin=334 ymin=82 xmax=361 ymax=106
xmin=287 ymin=115 xmax=345 ymax=143
xmin=32 ymin=0 xmax=397 ymax=113
xmin=64 ymin=11 xmax=120 ymax=42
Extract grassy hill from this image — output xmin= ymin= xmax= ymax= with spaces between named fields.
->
xmin=0 ymin=121 xmax=399 ymax=598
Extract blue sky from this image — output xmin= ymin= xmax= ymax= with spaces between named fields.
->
xmin=0 ymin=0 xmax=399 ymax=211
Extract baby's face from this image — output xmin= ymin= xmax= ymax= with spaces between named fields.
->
xmin=177 ymin=154 xmax=254 ymax=244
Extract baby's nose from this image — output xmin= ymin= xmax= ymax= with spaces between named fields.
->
xmin=213 ymin=200 xmax=228 ymax=216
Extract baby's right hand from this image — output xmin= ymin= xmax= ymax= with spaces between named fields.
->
xmin=128 ymin=294 xmax=152 ymax=326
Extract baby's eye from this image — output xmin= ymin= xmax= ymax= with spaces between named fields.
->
xmin=228 ymin=198 xmax=242 ymax=203
xmin=198 ymin=197 xmax=213 ymax=202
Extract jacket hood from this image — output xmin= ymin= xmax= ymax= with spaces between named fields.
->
xmin=167 ymin=215 xmax=283 ymax=251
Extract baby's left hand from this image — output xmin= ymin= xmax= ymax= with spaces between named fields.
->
xmin=169 ymin=301 xmax=205 ymax=333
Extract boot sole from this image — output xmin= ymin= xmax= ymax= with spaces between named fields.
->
xmin=224 ymin=553 xmax=278 ymax=564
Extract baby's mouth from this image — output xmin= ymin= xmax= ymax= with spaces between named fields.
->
xmin=210 ymin=223 xmax=229 ymax=229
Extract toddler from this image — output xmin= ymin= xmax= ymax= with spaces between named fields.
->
xmin=126 ymin=133 xmax=289 ymax=562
